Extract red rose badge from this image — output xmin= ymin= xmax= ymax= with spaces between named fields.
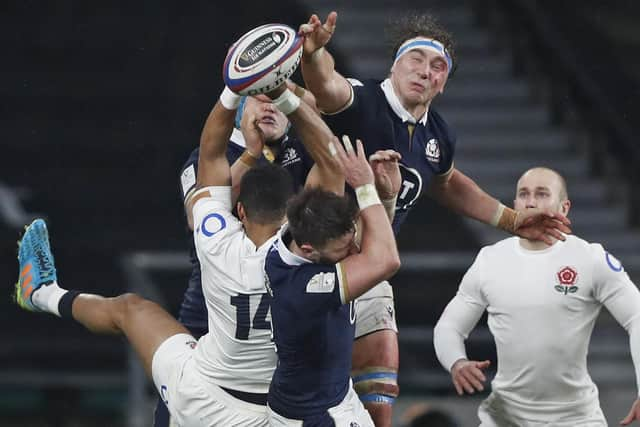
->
xmin=555 ymin=266 xmax=579 ymax=294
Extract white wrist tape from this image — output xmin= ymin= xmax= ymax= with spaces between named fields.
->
xmin=490 ymin=203 xmax=505 ymax=227
xmin=272 ymin=89 xmax=300 ymax=115
xmin=355 ymin=184 xmax=382 ymax=211
xmin=219 ymin=86 xmax=242 ymax=110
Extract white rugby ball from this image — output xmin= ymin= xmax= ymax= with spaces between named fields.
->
xmin=223 ymin=23 xmax=303 ymax=96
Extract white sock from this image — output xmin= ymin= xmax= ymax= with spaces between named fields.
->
xmin=31 ymin=281 xmax=67 ymax=317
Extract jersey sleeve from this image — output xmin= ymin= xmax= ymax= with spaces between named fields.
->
xmin=322 ymin=78 xmax=373 ymax=141
xmin=192 ymin=187 xmax=242 ymax=254
xmin=457 ymin=248 xmax=489 ymax=308
xmin=290 ymin=262 xmax=349 ymax=314
xmin=591 ymin=244 xmax=640 ymax=326
xmin=591 ymin=244 xmax=640 ymax=396
xmin=178 ymin=144 xmax=245 ymax=205
xmin=433 ymin=249 xmax=488 ymax=371
xmin=179 ymin=148 xmax=201 ymax=204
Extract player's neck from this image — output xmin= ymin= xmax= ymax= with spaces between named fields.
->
xmin=519 ymin=237 xmax=558 ymax=251
xmin=390 ymin=77 xmax=429 ymax=120
xmin=406 ymin=103 xmax=428 ymax=121
xmin=244 ymin=222 xmax=280 ymax=248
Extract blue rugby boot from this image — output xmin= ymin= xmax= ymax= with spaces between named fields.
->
xmin=15 ymin=219 xmax=58 ymax=311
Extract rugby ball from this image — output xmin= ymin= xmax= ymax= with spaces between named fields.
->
xmin=223 ymin=23 xmax=303 ymax=96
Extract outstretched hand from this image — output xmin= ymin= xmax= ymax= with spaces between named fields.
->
xmin=514 ymin=208 xmax=572 ymax=245
xmin=621 ymin=398 xmax=640 ymax=425
xmin=330 ymin=135 xmax=374 ymax=189
xmin=369 ymin=149 xmax=402 ymax=200
xmin=298 ymin=11 xmax=337 ymax=56
xmin=451 ymin=359 xmax=491 ymax=396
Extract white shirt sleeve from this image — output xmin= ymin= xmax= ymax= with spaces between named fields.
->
xmin=192 ymin=186 xmax=242 ymax=254
xmin=591 ymin=244 xmax=640 ymax=396
xmin=434 ymin=249 xmax=489 ymax=372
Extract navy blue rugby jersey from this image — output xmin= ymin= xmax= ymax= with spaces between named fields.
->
xmin=323 ymin=78 xmax=457 ymax=233
xmin=264 ymin=225 xmax=356 ymax=420
xmin=274 ymin=135 xmax=313 ymax=192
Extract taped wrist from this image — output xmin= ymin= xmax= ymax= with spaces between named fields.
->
xmin=272 ymin=89 xmax=300 ymax=115
xmin=355 ymin=184 xmax=381 ymax=211
xmin=219 ymin=86 xmax=242 ymax=110
xmin=492 ymin=203 xmax=519 ymax=233
xmin=239 ymin=150 xmax=259 ymax=167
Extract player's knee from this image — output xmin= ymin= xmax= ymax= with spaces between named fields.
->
xmin=118 ymin=292 xmax=145 ymax=309
xmin=116 ymin=293 xmax=148 ymax=324
xmin=352 ymin=367 xmax=399 ymax=405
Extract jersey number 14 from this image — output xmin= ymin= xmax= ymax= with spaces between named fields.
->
xmin=230 ymin=293 xmax=271 ymax=340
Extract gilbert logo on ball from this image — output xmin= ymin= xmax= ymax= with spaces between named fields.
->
xmin=224 ymin=23 xmax=303 ymax=96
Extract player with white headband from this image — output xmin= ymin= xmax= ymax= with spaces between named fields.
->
xmin=298 ymin=11 xmax=572 ymax=426
xmin=393 ymin=37 xmax=453 ymax=72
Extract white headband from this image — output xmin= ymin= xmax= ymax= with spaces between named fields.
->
xmin=394 ymin=37 xmax=452 ymax=73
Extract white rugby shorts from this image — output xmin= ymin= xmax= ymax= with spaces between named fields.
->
xmin=354 ymin=281 xmax=398 ymax=339
xmin=478 ymin=395 xmax=606 ymax=427
xmin=151 ymin=333 xmax=269 ymax=427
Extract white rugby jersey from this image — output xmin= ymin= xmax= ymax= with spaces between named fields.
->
xmin=434 ymin=235 xmax=640 ymax=422
xmin=191 ymin=187 xmax=277 ymax=393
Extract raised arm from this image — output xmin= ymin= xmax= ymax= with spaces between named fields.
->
xmin=228 ymin=109 xmax=266 ymax=204
xmin=333 ymin=137 xmax=401 ymax=301
xmin=299 ymin=12 xmax=353 ymax=114
xmin=266 ymin=85 xmax=344 ymax=195
xmin=428 ymin=168 xmax=572 ymax=245
xmin=186 ymin=89 xmax=240 ymax=217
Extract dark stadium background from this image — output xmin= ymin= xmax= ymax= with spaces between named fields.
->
xmin=1 ymin=0 xmax=639 ymax=425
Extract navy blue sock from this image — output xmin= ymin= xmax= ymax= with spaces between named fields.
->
xmin=58 ymin=290 xmax=81 ymax=319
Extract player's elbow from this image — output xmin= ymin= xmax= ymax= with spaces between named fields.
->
xmin=381 ymin=252 xmax=401 ymax=279
xmin=364 ymin=252 xmax=400 ymax=285
xmin=433 ymin=323 xmax=454 ymax=369
xmin=433 ymin=320 xmax=447 ymax=343
xmin=314 ymin=80 xmax=349 ymax=115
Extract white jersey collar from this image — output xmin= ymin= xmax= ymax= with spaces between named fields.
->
xmin=380 ymin=78 xmax=428 ymax=126
xmin=515 ymin=235 xmax=567 ymax=255
xmin=276 ymin=223 xmax=312 ymax=266
xmin=229 ymin=128 xmax=246 ymax=148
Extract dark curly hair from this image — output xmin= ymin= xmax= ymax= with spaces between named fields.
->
xmin=387 ymin=12 xmax=457 ymax=76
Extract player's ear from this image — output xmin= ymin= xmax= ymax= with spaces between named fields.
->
xmin=299 ymin=243 xmax=318 ymax=260
xmin=560 ymin=199 xmax=571 ymax=217
xmin=237 ymin=202 xmax=247 ymax=221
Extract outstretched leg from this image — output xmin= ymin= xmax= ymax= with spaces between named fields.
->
xmin=15 ymin=219 xmax=190 ymax=376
